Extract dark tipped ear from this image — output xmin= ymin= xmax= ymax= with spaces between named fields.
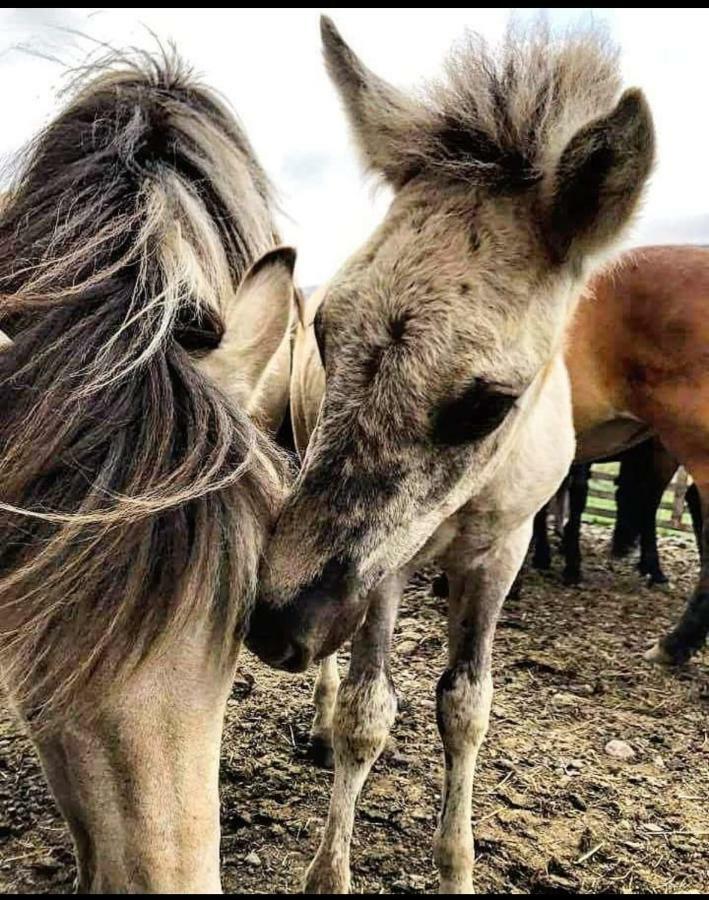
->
xmin=321 ymin=15 xmax=431 ymax=188
xmin=545 ymin=89 xmax=655 ymax=263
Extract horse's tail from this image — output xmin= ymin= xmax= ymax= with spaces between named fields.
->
xmin=0 ymin=51 xmax=287 ymax=725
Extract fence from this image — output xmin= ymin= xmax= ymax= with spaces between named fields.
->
xmin=584 ymin=464 xmax=694 ymax=534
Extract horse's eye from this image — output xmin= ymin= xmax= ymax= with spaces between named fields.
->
xmin=173 ymin=304 xmax=224 ymax=354
xmin=431 ymin=378 xmax=518 ymax=446
xmin=313 ymin=310 xmax=326 ymax=365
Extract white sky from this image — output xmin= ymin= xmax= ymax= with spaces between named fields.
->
xmin=0 ymin=8 xmax=707 ymax=285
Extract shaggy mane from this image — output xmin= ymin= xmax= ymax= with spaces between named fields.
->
xmin=0 ymin=49 xmax=287 ymax=726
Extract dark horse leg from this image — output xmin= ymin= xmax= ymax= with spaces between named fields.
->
xmin=612 ymin=448 xmax=644 ymax=558
xmin=685 ymin=482 xmax=703 ymax=552
xmin=561 ymin=463 xmax=590 ymax=585
xmin=532 ymin=471 xmax=572 ymax=572
xmin=531 ymin=502 xmax=552 ymax=571
xmin=637 ymin=440 xmax=678 ymax=585
xmin=647 ymin=479 xmax=709 ymax=665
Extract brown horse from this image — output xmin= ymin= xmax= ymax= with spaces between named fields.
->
xmin=0 ymin=53 xmax=295 ymax=892
xmin=248 ymin=16 xmax=654 ymax=894
xmin=570 ymin=245 xmax=709 ymax=664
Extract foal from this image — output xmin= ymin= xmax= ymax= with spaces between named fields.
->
xmin=0 ymin=55 xmax=295 ymax=892
xmin=248 ymin=17 xmax=655 ymax=894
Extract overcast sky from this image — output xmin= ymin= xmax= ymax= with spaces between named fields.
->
xmin=0 ymin=8 xmax=707 ymax=285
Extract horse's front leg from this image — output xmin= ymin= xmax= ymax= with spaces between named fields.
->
xmin=561 ymin=463 xmax=590 ymax=585
xmin=435 ymin=524 xmax=531 ymax=894
xmin=27 ymin=628 xmax=236 ymax=894
xmin=304 ymin=573 xmax=403 ymax=894
xmin=647 ymin=477 xmax=709 ymax=664
xmin=309 ymin=654 xmax=340 ymax=768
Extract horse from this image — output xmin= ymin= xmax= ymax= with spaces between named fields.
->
xmin=532 ymin=438 xmax=693 ymax=586
xmin=0 ymin=53 xmax=296 ymax=892
xmin=247 ymin=15 xmax=655 ymax=894
xmin=569 ymin=244 xmax=709 ymax=664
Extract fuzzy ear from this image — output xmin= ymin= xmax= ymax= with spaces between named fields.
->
xmin=321 ymin=16 xmax=430 ymax=187
xmin=545 ymin=89 xmax=655 ymax=263
xmin=197 ymin=246 xmax=296 ymax=433
xmin=226 ymin=245 xmax=296 ymax=361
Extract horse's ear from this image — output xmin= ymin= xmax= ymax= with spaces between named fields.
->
xmin=545 ymin=88 xmax=655 ymax=263
xmin=321 ymin=16 xmax=428 ymax=188
xmin=197 ymin=246 xmax=296 ymax=433
xmin=229 ymin=245 xmax=296 ymax=344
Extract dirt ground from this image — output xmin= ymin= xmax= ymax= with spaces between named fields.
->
xmin=1 ymin=525 xmax=707 ymax=895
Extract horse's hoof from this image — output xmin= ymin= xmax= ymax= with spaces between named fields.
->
xmin=432 ymin=574 xmax=450 ymax=599
xmin=309 ymin=735 xmax=335 ymax=770
xmin=562 ymin=571 xmax=582 ymax=587
xmin=611 ymin=540 xmax=637 ymax=559
xmin=644 ymin=640 xmax=681 ymax=667
xmin=438 ymin=877 xmax=474 ymax=894
xmin=646 ymin=574 xmax=670 ymax=590
xmin=303 ymin=860 xmax=350 ymax=894
xmin=532 ymin=556 xmax=552 ymax=572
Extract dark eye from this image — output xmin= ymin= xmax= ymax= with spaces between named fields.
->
xmin=431 ymin=378 xmax=518 ymax=446
xmin=313 ymin=310 xmax=326 ymax=365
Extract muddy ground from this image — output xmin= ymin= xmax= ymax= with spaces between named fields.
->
xmin=1 ymin=525 xmax=707 ymax=894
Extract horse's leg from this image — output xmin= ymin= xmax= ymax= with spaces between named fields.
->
xmin=304 ymin=573 xmax=403 ymax=894
xmin=612 ymin=447 xmax=643 ymax=558
xmin=561 ymin=464 xmax=590 ymax=585
xmin=647 ymin=480 xmax=709 ymax=665
xmin=309 ymin=655 xmax=340 ymax=769
xmin=34 ymin=737 xmax=94 ymax=891
xmin=553 ymin=477 xmax=570 ymax=539
xmin=638 ymin=442 xmax=677 ymax=585
xmin=531 ymin=502 xmax=552 ymax=570
xmin=435 ymin=524 xmax=530 ymax=894
xmin=22 ymin=628 xmax=235 ymax=893
xmin=685 ymin=482 xmax=703 ymax=555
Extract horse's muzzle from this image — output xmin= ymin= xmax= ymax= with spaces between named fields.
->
xmin=246 ymin=556 xmax=365 ymax=672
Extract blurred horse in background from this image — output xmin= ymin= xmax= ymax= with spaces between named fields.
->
xmin=0 ymin=53 xmax=295 ymax=892
xmin=532 ymin=437 xmax=699 ymax=586
xmin=569 ymin=245 xmax=709 ymax=664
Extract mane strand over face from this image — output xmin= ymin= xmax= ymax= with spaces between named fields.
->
xmin=0 ymin=49 xmax=288 ymax=726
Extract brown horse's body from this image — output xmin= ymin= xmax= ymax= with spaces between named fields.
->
xmin=568 ymin=245 xmax=709 ymax=662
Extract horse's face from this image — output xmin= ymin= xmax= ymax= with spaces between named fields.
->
xmin=247 ymin=190 xmax=578 ymax=669
xmin=197 ymin=246 xmax=296 ymax=435
xmin=246 ymin=19 xmax=654 ymax=672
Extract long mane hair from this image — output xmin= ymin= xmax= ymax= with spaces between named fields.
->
xmin=0 ymin=50 xmax=288 ymax=725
